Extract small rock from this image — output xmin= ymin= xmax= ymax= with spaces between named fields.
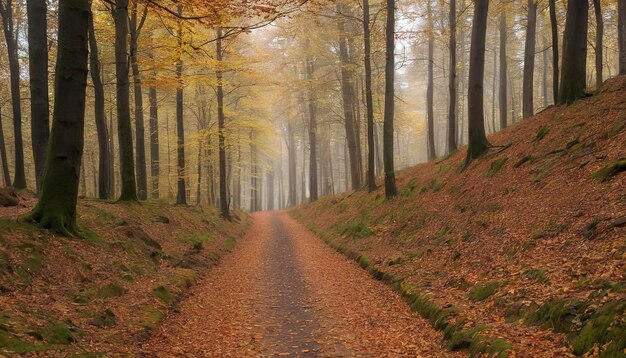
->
xmin=156 ymin=216 xmax=170 ymax=224
xmin=611 ymin=216 xmax=626 ymax=227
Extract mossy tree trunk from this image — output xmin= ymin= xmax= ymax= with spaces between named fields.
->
xmin=593 ymin=0 xmax=603 ymax=88
xmin=27 ymin=0 xmax=50 ymax=192
xmin=499 ymin=11 xmax=507 ymax=130
xmin=383 ymin=0 xmax=397 ymax=199
xmin=549 ymin=0 xmax=559 ymax=103
xmin=0 ymin=108 xmax=10 ymax=186
xmin=175 ymin=6 xmax=187 ymax=206
xmin=447 ymin=0 xmax=458 ymax=155
xmin=426 ymin=0 xmax=436 ymax=160
xmin=216 ymin=28 xmax=230 ymax=220
xmin=522 ymin=0 xmax=537 ymax=119
xmin=148 ymin=57 xmax=160 ymax=199
xmin=88 ymin=12 xmax=111 ymax=200
xmin=558 ymin=0 xmax=588 ymax=105
xmin=27 ymin=0 xmax=91 ymax=236
xmin=115 ymin=0 xmax=138 ymax=202
xmin=465 ymin=0 xmax=491 ymax=165
xmin=363 ymin=0 xmax=377 ymax=192
xmin=618 ymin=0 xmax=626 ymax=75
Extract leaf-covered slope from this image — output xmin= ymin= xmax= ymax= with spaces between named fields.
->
xmin=293 ymin=75 xmax=626 ymax=357
xmin=0 ymin=198 xmax=248 ymax=355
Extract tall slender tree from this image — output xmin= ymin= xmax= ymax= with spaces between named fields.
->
xmin=383 ymin=0 xmax=397 ymax=198
xmin=593 ymin=0 xmax=603 ymax=88
xmin=549 ymin=0 xmax=559 ymax=102
xmin=216 ymin=28 xmax=230 ymax=219
xmin=0 ymin=0 xmax=26 ymax=189
xmin=175 ymin=6 xmax=187 ymax=205
xmin=619 ymin=0 xmax=626 ymax=75
xmin=88 ymin=13 xmax=111 ymax=199
xmin=130 ymin=3 xmax=148 ymax=200
xmin=499 ymin=10 xmax=507 ymax=130
xmin=465 ymin=0 xmax=490 ymax=164
xmin=447 ymin=0 xmax=457 ymax=154
xmin=523 ymin=0 xmax=537 ymax=118
xmin=27 ymin=0 xmax=91 ymax=235
xmin=148 ymin=57 xmax=160 ymax=199
xmin=115 ymin=0 xmax=138 ymax=201
xmin=426 ymin=0 xmax=436 ymax=160
xmin=558 ymin=0 xmax=588 ymax=105
xmin=0 ymin=108 xmax=10 ymax=186
xmin=363 ymin=0 xmax=377 ymax=191
xmin=305 ymin=51 xmax=318 ymax=202
xmin=27 ymin=0 xmax=50 ymax=191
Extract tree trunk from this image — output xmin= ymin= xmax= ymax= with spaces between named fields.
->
xmin=549 ymin=0 xmax=559 ymax=102
xmin=27 ymin=0 xmax=90 ymax=235
xmin=88 ymin=13 xmax=111 ymax=199
xmin=27 ymin=0 xmax=49 ymax=192
xmin=196 ymin=139 xmax=202 ymax=204
xmin=465 ymin=0 xmax=490 ymax=164
xmin=0 ymin=0 xmax=26 ymax=189
xmin=0 ymin=108 xmax=11 ymax=186
xmin=558 ymin=0 xmax=588 ymax=105
xmin=148 ymin=73 xmax=159 ymax=199
xmin=175 ymin=11 xmax=186 ymax=206
xmin=593 ymin=0 xmax=603 ymax=88
xmin=363 ymin=0 xmax=376 ymax=192
xmin=447 ymin=0 xmax=458 ymax=154
xmin=426 ymin=0 xmax=436 ymax=160
xmin=287 ymin=121 xmax=296 ymax=206
xmin=109 ymin=109 xmax=115 ymax=196
xmin=305 ymin=52 xmax=318 ymax=202
xmin=115 ymin=0 xmax=138 ymax=201
xmin=383 ymin=0 xmax=397 ymax=198
xmin=337 ymin=4 xmax=361 ymax=191
xmin=130 ymin=4 xmax=148 ymax=200
xmin=619 ymin=0 xmax=626 ymax=74
xmin=216 ymin=28 xmax=230 ymax=219
xmin=523 ymin=0 xmax=537 ymax=118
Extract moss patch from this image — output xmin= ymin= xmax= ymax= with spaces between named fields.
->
xmin=153 ymin=285 xmax=173 ymax=303
xmin=592 ymin=159 xmax=626 ymax=182
xmin=469 ymin=281 xmax=500 ymax=301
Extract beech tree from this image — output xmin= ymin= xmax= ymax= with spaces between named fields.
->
xmin=426 ymin=0 xmax=435 ymax=160
xmin=499 ymin=9 xmax=507 ymax=129
xmin=383 ymin=0 xmax=397 ymax=199
xmin=27 ymin=0 xmax=91 ymax=235
xmin=523 ymin=0 xmax=537 ymax=118
xmin=559 ymin=0 xmax=588 ymax=105
xmin=619 ymin=0 xmax=626 ymax=74
xmin=447 ymin=0 xmax=457 ymax=154
xmin=465 ymin=0 xmax=490 ymax=164
xmin=27 ymin=0 xmax=50 ymax=191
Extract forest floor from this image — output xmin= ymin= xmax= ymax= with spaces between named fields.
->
xmin=143 ymin=211 xmax=456 ymax=357
xmin=0 ymin=194 xmax=249 ymax=356
xmin=292 ymin=76 xmax=626 ymax=357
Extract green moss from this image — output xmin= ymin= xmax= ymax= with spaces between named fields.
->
xmin=341 ymin=222 xmax=373 ymax=240
xmin=487 ymin=158 xmax=509 ymax=177
xmin=139 ymin=306 xmax=163 ymax=329
xmin=153 ymin=285 xmax=173 ymax=303
xmin=223 ymin=237 xmax=236 ymax=251
xmin=177 ymin=231 xmax=213 ymax=249
xmin=592 ymin=159 xmax=626 ymax=182
xmin=572 ymin=302 xmax=625 ymax=356
xmin=42 ymin=323 xmax=74 ymax=345
xmin=523 ymin=300 xmax=583 ymax=333
xmin=469 ymin=281 xmax=500 ymax=301
xmin=514 ymin=155 xmax=534 ymax=168
xmin=408 ymin=249 xmax=425 ymax=259
xmin=97 ymin=282 xmax=126 ymax=298
xmin=357 ymin=255 xmax=372 ymax=269
xmin=387 ymin=256 xmax=403 ymax=266
xmin=522 ymin=268 xmax=548 ymax=283
xmin=0 ymin=329 xmax=51 ymax=353
xmin=600 ymin=121 xmax=625 ymax=140
xmin=534 ymin=126 xmax=549 ymax=142
xmin=418 ymin=179 xmax=445 ymax=193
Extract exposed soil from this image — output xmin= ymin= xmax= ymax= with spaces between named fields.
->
xmin=143 ymin=211 xmax=455 ymax=357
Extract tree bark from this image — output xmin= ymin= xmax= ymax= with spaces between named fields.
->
xmin=175 ymin=7 xmax=186 ymax=206
xmin=549 ymin=0 xmax=559 ymax=102
xmin=287 ymin=120 xmax=296 ymax=206
xmin=363 ymin=0 xmax=377 ymax=191
xmin=619 ymin=0 xmax=626 ymax=74
xmin=523 ymin=0 xmax=537 ymax=118
xmin=0 ymin=0 xmax=26 ymax=189
xmin=337 ymin=5 xmax=361 ymax=191
xmin=426 ymin=0 xmax=436 ymax=160
xmin=558 ymin=0 xmax=588 ymax=105
xmin=27 ymin=0 xmax=90 ymax=235
xmin=593 ymin=0 xmax=603 ymax=88
xmin=0 ymin=108 xmax=10 ymax=186
xmin=465 ymin=0 xmax=490 ymax=164
xmin=88 ymin=12 xmax=111 ymax=199
xmin=216 ymin=28 xmax=230 ymax=219
xmin=27 ymin=0 xmax=49 ymax=191
xmin=447 ymin=0 xmax=457 ymax=154
xmin=383 ymin=0 xmax=397 ymax=198
xmin=305 ymin=51 xmax=318 ymax=202
xmin=130 ymin=3 xmax=148 ymax=200
xmin=115 ymin=0 xmax=138 ymax=201
xmin=148 ymin=70 xmax=159 ymax=199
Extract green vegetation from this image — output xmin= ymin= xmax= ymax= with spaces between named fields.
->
xmin=533 ymin=126 xmax=549 ymax=142
xmin=178 ymin=231 xmax=213 ymax=250
xmin=223 ymin=237 xmax=237 ymax=251
xmin=592 ymin=159 xmax=626 ymax=182
xmin=487 ymin=157 xmax=508 ymax=177
xmin=97 ymin=281 xmax=126 ymax=299
xmin=43 ymin=323 xmax=75 ymax=344
xmin=469 ymin=281 xmax=500 ymax=301
xmin=341 ymin=222 xmax=373 ymax=240
xmin=522 ymin=268 xmax=548 ymax=283
xmin=153 ymin=285 xmax=173 ymax=303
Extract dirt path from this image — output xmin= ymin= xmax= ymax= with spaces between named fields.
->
xmin=142 ymin=211 xmax=455 ymax=357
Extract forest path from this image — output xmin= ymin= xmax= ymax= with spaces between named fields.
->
xmin=142 ymin=211 xmax=454 ymax=357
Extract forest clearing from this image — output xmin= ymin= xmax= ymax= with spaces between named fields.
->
xmin=0 ymin=0 xmax=624 ymax=356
